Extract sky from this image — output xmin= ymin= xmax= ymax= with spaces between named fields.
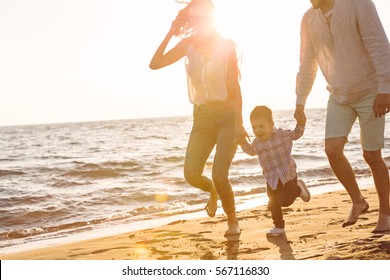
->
xmin=0 ymin=0 xmax=390 ymax=126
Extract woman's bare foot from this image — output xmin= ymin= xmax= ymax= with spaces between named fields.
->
xmin=224 ymin=212 xmax=240 ymax=237
xmin=204 ymin=188 xmax=218 ymax=218
xmin=224 ymin=224 xmax=241 ymax=237
xmin=342 ymin=199 xmax=369 ymax=227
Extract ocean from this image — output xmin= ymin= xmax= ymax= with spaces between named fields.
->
xmin=0 ymin=108 xmax=389 ymax=254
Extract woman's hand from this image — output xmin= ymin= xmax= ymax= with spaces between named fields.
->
xmin=169 ymin=12 xmax=188 ymax=37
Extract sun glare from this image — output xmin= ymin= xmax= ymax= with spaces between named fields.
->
xmin=214 ymin=0 xmax=251 ymax=44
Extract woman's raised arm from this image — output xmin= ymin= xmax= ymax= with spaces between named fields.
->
xmin=149 ymin=14 xmax=191 ymax=70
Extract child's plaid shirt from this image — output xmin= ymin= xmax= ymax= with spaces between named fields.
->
xmin=241 ymin=125 xmax=305 ymax=190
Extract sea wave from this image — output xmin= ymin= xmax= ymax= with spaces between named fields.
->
xmin=0 ymin=110 xmax=388 ymax=252
xmin=160 ymin=155 xmax=185 ymax=163
xmin=293 ymin=154 xmax=326 ymax=160
xmin=0 ymin=194 xmax=55 ymax=208
xmin=0 ymin=169 xmax=25 ymax=177
xmin=63 ymin=169 xmax=124 ymax=178
xmin=50 ymin=179 xmax=91 ymax=188
xmin=61 ymin=160 xmax=145 ymax=178
xmin=232 ymin=158 xmax=259 ymax=165
xmin=298 ymin=166 xmax=335 ymax=178
xmin=104 ymin=161 xmax=141 ymax=168
xmin=0 ymin=201 xmax=190 ymax=242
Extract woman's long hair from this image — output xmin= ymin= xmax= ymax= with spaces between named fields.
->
xmin=174 ymin=0 xmax=215 ymax=38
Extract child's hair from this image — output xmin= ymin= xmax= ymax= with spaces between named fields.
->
xmin=250 ymin=106 xmax=273 ymax=123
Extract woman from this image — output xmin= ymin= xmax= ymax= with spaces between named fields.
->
xmin=149 ymin=0 xmax=246 ymax=236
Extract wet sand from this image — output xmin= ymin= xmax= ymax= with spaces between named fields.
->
xmin=1 ymin=187 xmax=390 ymax=260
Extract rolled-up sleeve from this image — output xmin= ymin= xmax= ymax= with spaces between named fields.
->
xmin=296 ymin=12 xmax=319 ymax=105
xmin=357 ymin=0 xmax=390 ymax=94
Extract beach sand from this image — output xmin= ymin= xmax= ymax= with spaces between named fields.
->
xmin=1 ymin=186 xmax=390 ymax=260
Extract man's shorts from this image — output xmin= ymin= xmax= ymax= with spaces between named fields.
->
xmin=325 ymin=91 xmax=385 ymax=151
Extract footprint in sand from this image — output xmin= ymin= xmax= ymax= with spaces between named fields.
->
xmin=155 ymin=231 xmax=184 ymax=238
xmin=366 ymin=209 xmax=378 ymax=214
xmin=157 ymin=255 xmax=173 ymax=260
xmin=355 ymin=221 xmax=375 ymax=230
xmin=200 ymin=220 xmax=220 ymax=225
xmin=299 ymin=253 xmax=324 ymax=260
xmin=168 ymin=220 xmax=187 ymax=225
xmin=150 ymin=247 xmax=170 ymax=255
xmin=201 ymin=251 xmax=217 ymax=260
xmin=237 ymin=247 xmax=270 ymax=254
xmin=191 ymin=237 xmax=214 ymax=242
xmin=379 ymin=241 xmax=390 ymax=254
xmin=250 ymin=209 xmax=265 ymax=215
xmin=173 ymin=251 xmax=192 ymax=256
xmin=90 ymin=246 xmax=128 ymax=255
xmin=328 ymin=219 xmax=344 ymax=226
xmin=237 ymin=215 xmax=259 ymax=220
xmin=198 ymin=231 xmax=212 ymax=234
xmin=186 ymin=233 xmax=203 ymax=238
xmin=299 ymin=232 xmax=326 ymax=241
xmin=322 ymin=206 xmax=339 ymax=212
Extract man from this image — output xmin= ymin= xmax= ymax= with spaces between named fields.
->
xmin=295 ymin=0 xmax=390 ymax=233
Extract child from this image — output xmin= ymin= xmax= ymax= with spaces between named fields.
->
xmin=240 ymin=106 xmax=310 ymax=237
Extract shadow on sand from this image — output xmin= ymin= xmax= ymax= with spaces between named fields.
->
xmin=224 ymin=233 xmax=241 ymax=260
xmin=267 ymin=234 xmax=295 ymax=260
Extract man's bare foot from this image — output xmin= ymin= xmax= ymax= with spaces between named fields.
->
xmin=342 ymin=199 xmax=369 ymax=227
xmin=372 ymin=213 xmax=390 ymax=233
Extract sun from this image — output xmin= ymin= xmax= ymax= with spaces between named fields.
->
xmin=213 ymin=0 xmax=250 ymax=43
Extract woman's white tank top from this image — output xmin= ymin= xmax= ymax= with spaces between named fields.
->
xmin=185 ymin=38 xmax=234 ymax=105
